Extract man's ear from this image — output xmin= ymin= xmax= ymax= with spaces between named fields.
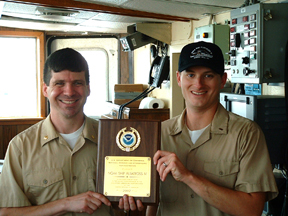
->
xmin=42 ymin=82 xmax=48 ymax=97
xmin=87 ymin=84 xmax=91 ymax=96
xmin=176 ymin=71 xmax=181 ymax=87
xmin=220 ymin=73 xmax=228 ymax=89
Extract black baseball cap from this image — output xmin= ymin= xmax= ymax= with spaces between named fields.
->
xmin=178 ymin=41 xmax=224 ymax=75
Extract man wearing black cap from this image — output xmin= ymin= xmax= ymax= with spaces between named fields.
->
xmin=147 ymin=41 xmax=278 ymax=216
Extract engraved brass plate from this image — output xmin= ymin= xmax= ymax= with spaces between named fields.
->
xmin=104 ymin=156 xmax=151 ymax=197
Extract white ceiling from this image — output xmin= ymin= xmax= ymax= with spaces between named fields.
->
xmin=0 ymin=0 xmax=278 ymax=34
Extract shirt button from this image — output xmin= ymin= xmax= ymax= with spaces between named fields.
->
xmin=43 ymin=179 xmax=48 ymax=184
xmin=219 ymin=171 xmax=223 ymax=175
xmin=73 ymin=176 xmax=77 ymax=180
xmin=190 ymin=194 xmax=194 ymax=198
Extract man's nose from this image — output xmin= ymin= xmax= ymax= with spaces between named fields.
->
xmin=63 ymin=83 xmax=75 ymax=96
xmin=193 ymin=77 xmax=204 ymax=88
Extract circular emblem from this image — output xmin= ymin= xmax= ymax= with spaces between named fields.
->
xmin=116 ymin=127 xmax=141 ymax=152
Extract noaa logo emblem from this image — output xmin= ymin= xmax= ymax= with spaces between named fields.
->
xmin=116 ymin=127 xmax=141 ymax=152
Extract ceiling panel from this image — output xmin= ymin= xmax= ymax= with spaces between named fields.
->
xmin=111 ymin=0 xmax=230 ymax=18
xmin=161 ymin=0 xmax=246 ymax=8
xmin=0 ymin=0 xmax=272 ymax=33
xmin=81 ymin=0 xmax=243 ymax=19
xmin=90 ymin=12 xmax=170 ymax=23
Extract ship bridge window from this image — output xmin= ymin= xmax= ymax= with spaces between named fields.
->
xmin=0 ymin=31 xmax=45 ymax=119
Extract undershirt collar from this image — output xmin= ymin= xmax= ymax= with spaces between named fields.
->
xmin=188 ymin=124 xmax=210 ymax=144
xmin=60 ymin=122 xmax=85 ymax=149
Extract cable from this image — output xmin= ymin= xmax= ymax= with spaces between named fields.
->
xmin=117 ymin=86 xmax=156 ymax=119
xmin=117 ymin=88 xmax=149 ymax=119
xmin=118 ymin=86 xmax=155 ymax=119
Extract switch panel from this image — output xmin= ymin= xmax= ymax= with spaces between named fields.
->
xmin=230 ymin=3 xmax=288 ymax=84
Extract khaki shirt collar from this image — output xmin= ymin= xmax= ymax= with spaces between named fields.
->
xmin=169 ymin=109 xmax=187 ymax=136
xmin=40 ymin=115 xmax=98 ymax=147
xmin=40 ymin=115 xmax=59 ymax=146
xmin=83 ymin=117 xmax=98 ymax=143
xmin=210 ymin=104 xmax=228 ymax=135
xmin=170 ymin=103 xmax=228 ymax=136
xmin=169 ymin=109 xmax=191 ymax=147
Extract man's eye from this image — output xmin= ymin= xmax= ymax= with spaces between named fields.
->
xmin=187 ymin=74 xmax=194 ymax=78
xmin=205 ymin=74 xmax=214 ymax=78
xmin=55 ymin=82 xmax=64 ymax=86
xmin=74 ymin=81 xmax=84 ymax=86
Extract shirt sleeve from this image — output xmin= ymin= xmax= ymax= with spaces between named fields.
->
xmin=235 ymin=121 xmax=278 ymax=201
xmin=0 ymin=137 xmax=32 ymax=207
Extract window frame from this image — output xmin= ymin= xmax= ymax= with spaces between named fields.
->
xmin=0 ymin=30 xmax=46 ymax=125
xmin=77 ymin=48 xmax=110 ymax=118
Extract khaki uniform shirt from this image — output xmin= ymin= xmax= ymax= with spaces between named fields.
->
xmin=157 ymin=104 xmax=278 ymax=216
xmin=0 ymin=116 xmax=113 ymax=216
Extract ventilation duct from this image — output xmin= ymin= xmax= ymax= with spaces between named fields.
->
xmin=35 ymin=7 xmax=79 ymax=17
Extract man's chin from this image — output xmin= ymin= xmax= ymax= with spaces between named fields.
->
xmin=62 ymin=109 xmax=80 ymax=119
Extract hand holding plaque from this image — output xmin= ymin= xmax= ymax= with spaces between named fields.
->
xmin=96 ymin=119 xmax=160 ymax=205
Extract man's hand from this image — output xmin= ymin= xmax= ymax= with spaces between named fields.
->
xmin=64 ymin=191 xmax=111 ymax=214
xmin=153 ymin=150 xmax=190 ymax=182
xmin=118 ymin=194 xmax=144 ymax=212
xmin=0 ymin=191 xmax=111 ymax=216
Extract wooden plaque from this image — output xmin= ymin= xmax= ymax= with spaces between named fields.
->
xmin=96 ymin=119 xmax=160 ymax=205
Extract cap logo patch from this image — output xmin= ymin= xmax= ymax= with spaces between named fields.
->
xmin=190 ymin=46 xmax=213 ymax=60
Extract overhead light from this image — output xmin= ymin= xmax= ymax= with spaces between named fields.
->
xmin=35 ymin=7 xmax=79 ymax=17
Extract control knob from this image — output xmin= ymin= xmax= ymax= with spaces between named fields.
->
xmin=242 ymin=57 xmax=250 ymax=64
xmin=243 ymin=67 xmax=254 ymax=76
xmin=235 ymin=33 xmax=241 ymax=48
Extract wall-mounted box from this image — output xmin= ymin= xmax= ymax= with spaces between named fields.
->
xmin=230 ymin=3 xmax=288 ymax=84
xmin=194 ymin=24 xmax=230 ymax=64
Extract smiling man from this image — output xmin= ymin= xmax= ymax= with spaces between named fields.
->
xmin=146 ymin=41 xmax=278 ymax=216
xmin=0 ymin=48 xmax=143 ymax=215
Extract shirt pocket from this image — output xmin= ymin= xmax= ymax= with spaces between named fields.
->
xmin=204 ymin=161 xmax=239 ymax=189
xmin=26 ymin=168 xmax=66 ymax=205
